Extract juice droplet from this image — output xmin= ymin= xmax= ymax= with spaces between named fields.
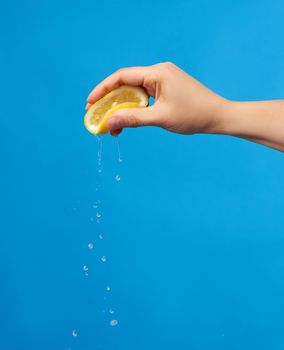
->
xmin=72 ymin=329 xmax=78 ymax=337
xmin=101 ymin=256 xmax=106 ymax=263
xmin=116 ymin=137 xmax=123 ymax=163
xmin=92 ymin=201 xmax=100 ymax=209
xmin=109 ymin=308 xmax=114 ymax=314
xmin=96 ymin=212 xmax=101 ymax=218
xmin=99 ymin=234 xmax=103 ymax=240
xmin=106 ymin=286 xmax=111 ymax=292
xmin=88 ymin=242 xmax=94 ymax=250
xmin=97 ymin=135 xmax=103 ymax=174
xmin=83 ymin=265 xmax=89 ymax=276
xmin=109 ymin=319 xmax=118 ymax=327
xmin=115 ymin=175 xmax=121 ymax=182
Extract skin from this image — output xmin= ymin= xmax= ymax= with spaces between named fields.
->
xmin=86 ymin=62 xmax=284 ymax=152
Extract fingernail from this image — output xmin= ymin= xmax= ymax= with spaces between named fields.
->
xmin=107 ymin=116 xmax=122 ymax=130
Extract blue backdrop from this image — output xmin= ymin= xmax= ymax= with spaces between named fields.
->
xmin=1 ymin=0 xmax=284 ymax=349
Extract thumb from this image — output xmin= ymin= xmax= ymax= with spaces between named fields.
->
xmin=106 ymin=106 xmax=158 ymax=131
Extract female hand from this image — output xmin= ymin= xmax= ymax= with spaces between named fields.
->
xmin=86 ymin=62 xmax=284 ymax=152
xmin=86 ymin=62 xmax=228 ymax=136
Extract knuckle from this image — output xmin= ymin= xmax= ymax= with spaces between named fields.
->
xmin=101 ymin=84 xmax=110 ymax=94
xmin=115 ymin=67 xmax=126 ymax=74
xmin=154 ymin=62 xmax=176 ymax=74
xmin=156 ymin=61 xmax=175 ymax=68
xmin=164 ymin=61 xmax=174 ymax=66
xmin=144 ymin=73 xmax=158 ymax=90
xmin=163 ymin=61 xmax=176 ymax=69
xmin=114 ymin=68 xmax=127 ymax=80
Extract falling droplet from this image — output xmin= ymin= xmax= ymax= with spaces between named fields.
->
xmin=96 ymin=212 xmax=101 ymax=218
xmin=109 ymin=308 xmax=114 ymax=314
xmin=116 ymin=137 xmax=123 ymax=163
xmin=106 ymin=286 xmax=111 ymax=292
xmin=97 ymin=135 xmax=103 ymax=173
xmin=83 ymin=265 xmax=89 ymax=276
xmin=88 ymin=242 xmax=94 ymax=250
xmin=101 ymin=256 xmax=106 ymax=263
xmin=115 ymin=175 xmax=121 ymax=182
xmin=110 ymin=319 xmax=118 ymax=327
xmin=99 ymin=234 xmax=103 ymax=240
xmin=72 ymin=329 xmax=78 ymax=337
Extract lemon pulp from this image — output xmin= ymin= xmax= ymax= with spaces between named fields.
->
xmin=84 ymin=85 xmax=149 ymax=135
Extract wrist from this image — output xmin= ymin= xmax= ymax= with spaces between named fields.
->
xmin=214 ymin=100 xmax=258 ymax=137
xmin=202 ymin=98 xmax=234 ymax=135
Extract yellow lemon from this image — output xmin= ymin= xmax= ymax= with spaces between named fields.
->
xmin=84 ymin=85 xmax=149 ymax=135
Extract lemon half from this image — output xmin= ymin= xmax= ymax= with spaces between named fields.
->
xmin=84 ymin=85 xmax=149 ymax=135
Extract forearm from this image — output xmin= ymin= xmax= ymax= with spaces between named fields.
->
xmin=86 ymin=63 xmax=284 ymax=151
xmin=214 ymin=100 xmax=284 ymax=152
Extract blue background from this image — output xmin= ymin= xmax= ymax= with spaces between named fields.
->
xmin=1 ymin=0 xmax=284 ymax=349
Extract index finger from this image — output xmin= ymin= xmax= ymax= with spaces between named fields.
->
xmin=87 ymin=66 xmax=150 ymax=104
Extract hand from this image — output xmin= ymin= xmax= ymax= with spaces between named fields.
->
xmin=86 ymin=62 xmax=228 ymax=136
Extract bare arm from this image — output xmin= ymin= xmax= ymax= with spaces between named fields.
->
xmin=86 ymin=62 xmax=284 ymax=152
xmin=218 ymin=100 xmax=284 ymax=152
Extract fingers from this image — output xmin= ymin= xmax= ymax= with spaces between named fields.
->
xmin=87 ymin=66 xmax=151 ymax=104
xmin=106 ymin=105 xmax=159 ymax=132
xmin=110 ymin=128 xmax=123 ymax=137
